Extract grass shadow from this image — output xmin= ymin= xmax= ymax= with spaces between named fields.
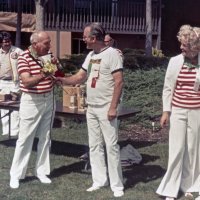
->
xmin=50 ymin=161 xmax=88 ymax=178
xmin=50 ymin=140 xmax=89 ymax=157
xmin=19 ymin=161 xmax=87 ymax=182
xmin=0 ymin=137 xmax=166 ymax=191
xmin=0 ymin=138 xmax=89 ymax=158
xmin=0 ymin=138 xmax=17 ymax=146
xmin=123 ymin=164 xmax=165 ymax=189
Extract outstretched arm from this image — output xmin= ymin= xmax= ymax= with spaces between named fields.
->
xmin=56 ymin=68 xmax=87 ymax=85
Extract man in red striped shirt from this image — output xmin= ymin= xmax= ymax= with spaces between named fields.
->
xmin=9 ymin=31 xmax=57 ymax=189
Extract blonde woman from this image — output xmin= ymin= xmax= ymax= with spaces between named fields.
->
xmin=156 ymin=25 xmax=200 ymax=200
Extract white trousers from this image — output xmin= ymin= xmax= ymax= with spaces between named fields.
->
xmin=156 ymin=107 xmax=200 ymax=198
xmin=10 ymin=91 xmax=55 ymax=180
xmin=86 ymin=104 xmax=124 ymax=192
xmin=0 ymin=80 xmax=19 ymax=136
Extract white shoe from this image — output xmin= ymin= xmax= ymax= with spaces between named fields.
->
xmin=86 ymin=185 xmax=101 ymax=192
xmin=165 ymin=197 xmax=175 ymax=200
xmin=37 ymin=175 xmax=51 ymax=184
xmin=114 ymin=191 xmax=124 ymax=197
xmin=185 ymin=192 xmax=193 ymax=199
xmin=10 ymin=178 xmax=19 ymax=189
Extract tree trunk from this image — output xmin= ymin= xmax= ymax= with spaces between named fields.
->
xmin=35 ymin=0 xmax=48 ymax=31
xmin=145 ymin=0 xmax=152 ymax=57
xmin=15 ymin=0 xmax=22 ymax=48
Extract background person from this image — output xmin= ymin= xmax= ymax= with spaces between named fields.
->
xmin=156 ymin=25 xmax=200 ymax=200
xmin=56 ymin=22 xmax=124 ymax=198
xmin=10 ymin=31 xmax=58 ymax=189
xmin=104 ymin=33 xmax=123 ymax=59
xmin=104 ymin=33 xmax=116 ymax=47
xmin=0 ymin=31 xmax=23 ymax=136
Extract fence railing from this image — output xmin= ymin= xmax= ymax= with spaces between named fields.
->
xmin=0 ymin=0 xmax=161 ymax=34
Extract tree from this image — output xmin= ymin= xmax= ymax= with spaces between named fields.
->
xmin=145 ymin=0 xmax=152 ymax=57
xmin=15 ymin=0 xmax=22 ymax=48
xmin=35 ymin=0 xmax=49 ymax=30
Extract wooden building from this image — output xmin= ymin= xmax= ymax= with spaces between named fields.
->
xmin=0 ymin=0 xmax=162 ymax=57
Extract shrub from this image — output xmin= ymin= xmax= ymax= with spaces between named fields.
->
xmin=123 ymin=49 xmax=169 ymax=70
xmin=59 ymin=54 xmax=87 ymax=74
xmin=123 ymin=68 xmax=166 ymax=128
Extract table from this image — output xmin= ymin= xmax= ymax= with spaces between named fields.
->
xmin=0 ymin=101 xmax=140 ymax=139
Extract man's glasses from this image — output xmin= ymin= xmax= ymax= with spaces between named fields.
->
xmin=104 ymin=39 xmax=113 ymax=43
xmin=83 ymin=36 xmax=92 ymax=40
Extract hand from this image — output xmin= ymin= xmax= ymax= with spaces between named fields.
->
xmin=55 ymin=77 xmax=64 ymax=85
xmin=160 ymin=112 xmax=170 ymax=128
xmin=108 ymin=107 xmax=117 ymax=121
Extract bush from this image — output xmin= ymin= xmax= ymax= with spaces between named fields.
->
xmin=123 ymin=68 xmax=166 ymax=128
xmin=123 ymin=48 xmax=169 ymax=70
xmin=59 ymin=54 xmax=87 ymax=74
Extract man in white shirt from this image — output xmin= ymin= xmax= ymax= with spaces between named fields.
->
xmin=57 ymin=22 xmax=124 ymax=198
xmin=0 ymin=31 xmax=23 ymax=136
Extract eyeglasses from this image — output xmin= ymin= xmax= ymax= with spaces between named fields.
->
xmin=82 ymin=35 xmax=92 ymax=40
xmin=104 ymin=39 xmax=112 ymax=43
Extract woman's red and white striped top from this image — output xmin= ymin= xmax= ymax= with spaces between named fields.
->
xmin=172 ymin=64 xmax=200 ymax=108
xmin=18 ymin=49 xmax=54 ymax=94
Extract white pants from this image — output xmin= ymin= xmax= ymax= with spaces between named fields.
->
xmin=0 ymin=80 xmax=19 ymax=136
xmin=10 ymin=91 xmax=55 ymax=180
xmin=86 ymin=104 xmax=124 ymax=192
xmin=156 ymin=107 xmax=200 ymax=198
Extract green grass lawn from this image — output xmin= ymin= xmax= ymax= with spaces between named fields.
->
xmin=0 ymin=119 xmax=196 ymax=200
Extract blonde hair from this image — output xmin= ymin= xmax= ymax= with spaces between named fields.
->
xmin=177 ymin=24 xmax=200 ymax=51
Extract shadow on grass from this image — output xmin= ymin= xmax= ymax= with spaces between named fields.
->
xmin=51 ymin=140 xmax=89 ymax=157
xmin=0 ymin=138 xmax=89 ymax=158
xmin=19 ymin=161 xmax=87 ymax=183
xmin=123 ymin=164 xmax=165 ymax=189
xmin=0 ymin=138 xmax=157 ymax=158
xmin=0 ymin=138 xmax=166 ymax=187
xmin=50 ymin=161 xmax=89 ymax=178
xmin=0 ymin=137 xmax=17 ymax=146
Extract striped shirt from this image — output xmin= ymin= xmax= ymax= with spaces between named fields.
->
xmin=18 ymin=49 xmax=54 ymax=93
xmin=172 ymin=63 xmax=200 ymax=108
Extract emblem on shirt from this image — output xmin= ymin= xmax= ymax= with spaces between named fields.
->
xmin=88 ymin=59 xmax=101 ymax=88
xmin=10 ymin=52 xmax=18 ymax=59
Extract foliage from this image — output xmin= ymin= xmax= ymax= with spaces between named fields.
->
xmin=152 ymin=47 xmax=164 ymax=58
xmin=122 ymin=48 xmax=169 ymax=70
xmin=59 ymin=54 xmax=87 ymax=74
xmin=123 ymin=68 xmax=166 ymax=128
